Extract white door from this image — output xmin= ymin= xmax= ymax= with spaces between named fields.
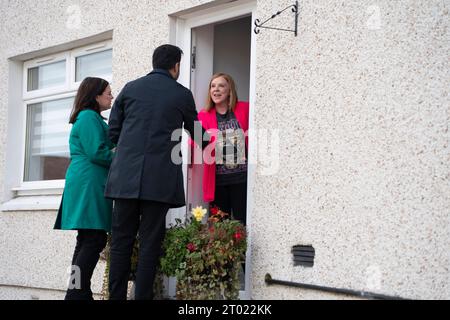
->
xmin=186 ymin=24 xmax=214 ymax=214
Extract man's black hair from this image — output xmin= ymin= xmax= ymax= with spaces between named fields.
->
xmin=153 ymin=44 xmax=183 ymax=70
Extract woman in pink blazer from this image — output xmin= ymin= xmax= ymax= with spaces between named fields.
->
xmin=197 ymin=73 xmax=249 ymax=225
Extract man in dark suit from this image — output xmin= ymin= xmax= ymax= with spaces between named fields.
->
xmin=105 ymin=44 xmax=208 ymax=300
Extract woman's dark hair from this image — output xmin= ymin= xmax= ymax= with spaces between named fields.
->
xmin=69 ymin=77 xmax=109 ymax=124
xmin=152 ymin=44 xmax=183 ymax=70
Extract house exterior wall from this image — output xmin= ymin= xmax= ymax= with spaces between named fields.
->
xmin=0 ymin=0 xmax=448 ymax=300
xmin=251 ymin=0 xmax=449 ymax=300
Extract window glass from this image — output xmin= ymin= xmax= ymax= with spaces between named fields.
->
xmin=24 ymin=97 xmax=73 ymax=181
xmin=76 ymin=49 xmax=112 ymax=82
xmin=27 ymin=60 xmax=66 ymax=91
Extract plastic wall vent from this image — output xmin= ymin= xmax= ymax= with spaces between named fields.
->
xmin=292 ymin=245 xmax=315 ymax=267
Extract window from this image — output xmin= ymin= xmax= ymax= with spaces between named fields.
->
xmin=75 ymin=49 xmax=112 ymax=82
xmin=22 ymin=41 xmax=112 ymax=183
xmin=24 ymin=97 xmax=73 ymax=182
xmin=27 ymin=60 xmax=66 ymax=91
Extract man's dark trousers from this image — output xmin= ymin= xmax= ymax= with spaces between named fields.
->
xmin=108 ymin=199 xmax=170 ymax=300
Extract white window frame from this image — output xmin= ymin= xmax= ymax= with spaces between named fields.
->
xmin=20 ymin=92 xmax=78 ymax=190
xmin=20 ymin=40 xmax=113 ymax=191
xmin=22 ymin=51 xmax=70 ymax=101
xmin=70 ymin=40 xmax=113 ymax=90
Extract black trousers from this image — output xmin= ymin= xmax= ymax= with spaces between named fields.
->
xmin=108 ymin=199 xmax=169 ymax=300
xmin=211 ymin=182 xmax=247 ymax=225
xmin=65 ymin=229 xmax=107 ymax=300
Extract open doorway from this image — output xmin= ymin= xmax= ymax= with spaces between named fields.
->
xmin=186 ymin=14 xmax=252 ymax=298
xmin=169 ymin=1 xmax=256 ymax=299
xmin=187 ymin=15 xmax=252 ymax=215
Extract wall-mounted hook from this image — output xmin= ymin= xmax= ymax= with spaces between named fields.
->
xmin=254 ymin=1 xmax=299 ymax=36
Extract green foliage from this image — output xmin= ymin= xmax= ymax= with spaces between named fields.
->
xmin=159 ymin=218 xmax=201 ymax=277
xmin=160 ymin=207 xmax=246 ymax=300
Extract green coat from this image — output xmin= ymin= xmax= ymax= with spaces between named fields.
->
xmin=54 ymin=109 xmax=114 ymax=232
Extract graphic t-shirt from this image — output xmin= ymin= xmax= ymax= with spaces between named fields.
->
xmin=215 ymin=111 xmax=247 ymax=186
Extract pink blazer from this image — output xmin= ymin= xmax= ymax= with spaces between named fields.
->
xmin=196 ymin=101 xmax=249 ymax=202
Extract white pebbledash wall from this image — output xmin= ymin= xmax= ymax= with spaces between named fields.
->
xmin=0 ymin=0 xmax=448 ymax=300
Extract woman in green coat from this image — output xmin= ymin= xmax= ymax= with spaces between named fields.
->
xmin=54 ymin=77 xmax=114 ymax=300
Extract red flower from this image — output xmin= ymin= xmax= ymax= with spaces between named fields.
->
xmin=210 ymin=207 xmax=219 ymax=216
xmin=233 ymin=232 xmax=243 ymax=241
xmin=187 ymin=243 xmax=197 ymax=252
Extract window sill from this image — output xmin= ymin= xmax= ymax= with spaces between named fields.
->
xmin=1 ymin=195 xmax=62 ymax=212
xmin=13 ymin=184 xmax=64 ymax=197
xmin=1 ymin=184 xmax=63 ymax=212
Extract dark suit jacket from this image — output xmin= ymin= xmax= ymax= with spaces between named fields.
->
xmin=105 ymin=69 xmax=207 ymax=207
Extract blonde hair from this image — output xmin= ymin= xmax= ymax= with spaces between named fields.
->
xmin=205 ymin=73 xmax=238 ymax=112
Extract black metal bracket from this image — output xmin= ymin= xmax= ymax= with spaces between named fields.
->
xmin=265 ymin=274 xmax=410 ymax=300
xmin=254 ymin=1 xmax=299 ymax=36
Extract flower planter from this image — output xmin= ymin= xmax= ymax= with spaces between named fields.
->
xmin=176 ymin=262 xmax=241 ymax=300
xmin=160 ymin=206 xmax=246 ymax=300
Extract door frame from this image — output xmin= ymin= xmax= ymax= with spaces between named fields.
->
xmin=171 ymin=0 xmax=257 ymax=300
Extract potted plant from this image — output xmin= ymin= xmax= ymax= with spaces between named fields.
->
xmin=160 ymin=206 xmax=246 ymax=300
